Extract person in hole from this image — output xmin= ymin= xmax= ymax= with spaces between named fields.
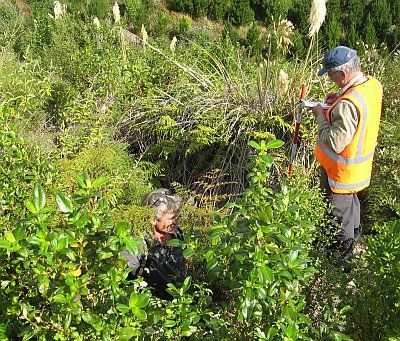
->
xmin=121 ymin=189 xmax=186 ymax=299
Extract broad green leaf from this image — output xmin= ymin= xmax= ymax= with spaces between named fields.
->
xmin=288 ymin=250 xmax=299 ymax=264
xmin=241 ymin=302 xmax=248 ymax=320
xmin=25 ymin=199 xmax=38 ymax=214
xmin=82 ymin=312 xmax=103 ymax=332
xmin=129 ymin=293 xmax=149 ymax=309
xmin=125 ymin=238 xmax=140 ymax=254
xmin=33 ymin=184 xmax=46 ymax=210
xmin=266 ymin=139 xmax=284 ymax=149
xmin=4 ymin=231 xmax=16 ymax=244
xmin=182 ymin=276 xmax=192 ymax=290
xmin=132 ymin=307 xmax=147 ymax=321
xmin=93 ymin=176 xmax=108 ymax=189
xmin=52 ymin=293 xmax=66 ymax=304
xmin=99 ymin=251 xmax=113 ymax=260
xmin=164 ymin=320 xmax=176 ymax=328
xmin=267 ymin=326 xmax=278 ymax=339
xmin=285 ymin=324 xmax=297 ymax=339
xmin=209 ymin=227 xmax=225 ymax=240
xmin=119 ymin=327 xmax=139 ymax=341
xmin=116 ymin=222 xmax=129 ymax=238
xmin=74 ymin=212 xmax=89 ymax=228
xmin=56 ymin=193 xmax=73 ymax=213
xmin=116 ymin=304 xmax=130 ymax=314
xmin=166 ymin=238 xmax=182 ymax=247
xmin=248 ymin=140 xmax=260 ymax=150
xmin=181 ymin=325 xmax=197 ymax=337
xmin=183 ymin=247 xmax=194 ymax=258
xmin=0 ymin=240 xmax=11 ymax=249
xmin=14 ymin=226 xmax=26 ymax=241
xmin=258 ymin=265 xmax=273 ymax=283
xmin=77 ymin=173 xmax=90 ymax=189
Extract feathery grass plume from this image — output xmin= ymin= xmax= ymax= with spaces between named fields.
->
xmin=270 ymin=18 xmax=294 ymax=55
xmin=277 ymin=69 xmax=289 ymax=97
xmin=93 ymin=17 xmax=101 ymax=29
xmin=141 ymin=24 xmax=148 ymax=47
xmin=112 ymin=1 xmax=120 ymax=24
xmin=170 ymin=36 xmax=177 ymax=53
xmin=278 ymin=19 xmax=294 ymax=52
xmin=53 ymin=1 xmax=66 ymax=20
xmin=308 ymin=0 xmax=327 ymax=37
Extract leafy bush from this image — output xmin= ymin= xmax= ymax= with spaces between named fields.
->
xmin=58 ymin=142 xmax=153 ymax=206
xmin=0 ymin=179 xmax=223 ymax=340
xmin=202 ymin=140 xmax=326 ymax=339
xmin=0 ymin=117 xmax=56 ymax=226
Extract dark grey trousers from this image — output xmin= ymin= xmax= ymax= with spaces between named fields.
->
xmin=320 ymin=169 xmax=361 ymax=241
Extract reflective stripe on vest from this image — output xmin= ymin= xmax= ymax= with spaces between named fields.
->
xmin=328 ymin=177 xmax=371 ymax=191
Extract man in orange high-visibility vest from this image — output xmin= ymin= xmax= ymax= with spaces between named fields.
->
xmin=312 ymin=46 xmax=383 ymax=265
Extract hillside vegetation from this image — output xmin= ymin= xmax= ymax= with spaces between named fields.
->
xmin=0 ymin=0 xmax=400 ymax=340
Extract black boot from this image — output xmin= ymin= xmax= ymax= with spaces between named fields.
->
xmin=335 ymin=238 xmax=354 ymax=272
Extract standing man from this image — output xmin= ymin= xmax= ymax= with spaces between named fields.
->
xmin=312 ymin=46 xmax=383 ymax=264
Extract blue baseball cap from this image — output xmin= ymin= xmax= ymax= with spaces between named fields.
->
xmin=318 ymin=46 xmax=358 ymax=76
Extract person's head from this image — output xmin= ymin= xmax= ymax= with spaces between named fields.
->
xmin=318 ymin=46 xmax=362 ymax=88
xmin=143 ymin=189 xmax=182 ymax=236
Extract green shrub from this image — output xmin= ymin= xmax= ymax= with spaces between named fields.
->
xmin=0 ymin=51 xmax=52 ymax=126
xmin=58 ymin=142 xmax=153 ymax=206
xmin=0 ymin=1 xmax=25 ymax=49
xmin=202 ymin=140 xmax=327 ymax=339
xmin=209 ymin=0 xmax=231 ymax=20
xmin=230 ymin=0 xmax=254 ymax=25
xmin=0 ymin=117 xmax=56 ymax=226
xmin=345 ymin=220 xmax=400 ymax=340
xmin=0 ymin=180 xmax=222 ymax=340
xmin=177 ymin=15 xmax=193 ymax=35
xmin=246 ymin=22 xmax=263 ymax=56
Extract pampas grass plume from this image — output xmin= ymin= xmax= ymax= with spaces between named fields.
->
xmin=278 ymin=69 xmax=289 ymax=96
xmin=93 ymin=17 xmax=101 ymax=29
xmin=141 ymin=24 xmax=148 ymax=47
xmin=54 ymin=1 xmax=66 ymax=20
xmin=113 ymin=1 xmax=120 ymax=24
xmin=170 ymin=36 xmax=177 ymax=53
xmin=308 ymin=0 xmax=327 ymax=37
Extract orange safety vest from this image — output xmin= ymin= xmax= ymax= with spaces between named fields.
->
xmin=315 ymin=76 xmax=383 ymax=194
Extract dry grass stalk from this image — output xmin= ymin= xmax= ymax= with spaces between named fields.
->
xmin=308 ymin=0 xmax=327 ymax=37
xmin=112 ymin=1 xmax=120 ymax=24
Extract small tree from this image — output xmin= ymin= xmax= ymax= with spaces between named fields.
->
xmin=230 ymin=0 xmax=254 ymax=25
xmin=246 ymin=22 xmax=263 ymax=56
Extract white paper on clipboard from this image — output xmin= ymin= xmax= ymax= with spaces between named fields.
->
xmin=301 ymin=100 xmax=331 ymax=110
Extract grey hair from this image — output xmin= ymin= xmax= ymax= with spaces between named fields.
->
xmin=332 ymin=55 xmax=361 ymax=74
xmin=142 ymin=189 xmax=182 ymax=219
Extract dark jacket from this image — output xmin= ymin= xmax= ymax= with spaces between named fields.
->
xmin=122 ymin=228 xmax=186 ymax=299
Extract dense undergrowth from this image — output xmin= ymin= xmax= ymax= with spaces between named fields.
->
xmin=1 ymin=1 xmax=400 ymax=340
